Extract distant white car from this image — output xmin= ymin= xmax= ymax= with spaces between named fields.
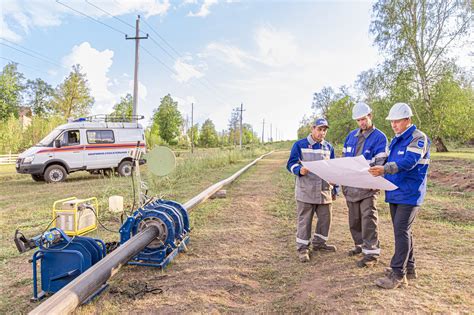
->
xmin=16 ymin=115 xmax=146 ymax=183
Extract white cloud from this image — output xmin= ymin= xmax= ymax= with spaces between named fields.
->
xmin=254 ymin=25 xmax=300 ymax=67
xmin=204 ymin=26 xmax=302 ymax=69
xmin=199 ymin=24 xmax=381 ymax=140
xmin=0 ymin=0 xmax=170 ymax=41
xmin=205 ymin=42 xmax=256 ymax=68
xmin=0 ymin=15 xmax=22 ymax=42
xmin=62 ymin=42 xmax=117 ymax=114
xmin=187 ymin=0 xmax=218 ymax=17
xmin=105 ymin=0 xmax=170 ymax=19
xmin=172 ymin=57 xmax=205 ymax=82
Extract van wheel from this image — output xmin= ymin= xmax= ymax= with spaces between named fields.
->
xmin=44 ymin=165 xmax=67 ymax=183
xmin=118 ymin=160 xmax=133 ymax=176
xmin=31 ymin=174 xmax=44 ymax=182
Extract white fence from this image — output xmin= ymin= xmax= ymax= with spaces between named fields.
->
xmin=0 ymin=152 xmax=19 ymax=165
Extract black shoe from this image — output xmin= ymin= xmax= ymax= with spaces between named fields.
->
xmin=313 ymin=244 xmax=337 ymax=252
xmin=357 ymin=255 xmax=379 ymax=268
xmin=298 ymin=249 xmax=310 ymax=263
xmin=384 ymin=267 xmax=417 ymax=279
xmin=348 ymin=246 xmax=362 ymax=256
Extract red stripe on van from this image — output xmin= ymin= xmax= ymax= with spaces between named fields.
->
xmin=37 ymin=143 xmax=146 ymax=154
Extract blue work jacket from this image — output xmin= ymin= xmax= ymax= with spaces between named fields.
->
xmin=384 ymin=125 xmax=431 ymax=206
xmin=342 ymin=127 xmax=388 ymax=202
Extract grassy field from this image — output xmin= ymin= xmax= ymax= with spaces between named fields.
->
xmin=0 ymin=144 xmax=472 ymax=313
xmin=0 ymin=145 xmax=279 ymax=313
xmin=80 ymin=149 xmax=472 ymax=313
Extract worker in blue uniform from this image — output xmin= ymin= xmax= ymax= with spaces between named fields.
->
xmin=342 ymin=102 xmax=388 ymax=268
xmin=286 ymin=118 xmax=338 ymax=263
xmin=369 ymin=102 xmax=431 ymax=289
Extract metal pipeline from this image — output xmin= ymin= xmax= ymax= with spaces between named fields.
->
xmin=29 ymin=151 xmax=273 ymax=314
xmin=29 ymin=225 xmax=160 ymax=314
xmin=184 ymin=151 xmax=273 ymax=211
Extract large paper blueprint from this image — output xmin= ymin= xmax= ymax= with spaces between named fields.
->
xmin=301 ymin=155 xmax=398 ymax=191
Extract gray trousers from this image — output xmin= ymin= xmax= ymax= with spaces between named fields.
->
xmin=296 ymin=201 xmax=332 ymax=251
xmin=347 ymin=196 xmax=380 ymax=256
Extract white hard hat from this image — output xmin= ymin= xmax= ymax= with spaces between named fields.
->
xmin=352 ymin=102 xmax=372 ymax=120
xmin=386 ymin=102 xmax=413 ymax=120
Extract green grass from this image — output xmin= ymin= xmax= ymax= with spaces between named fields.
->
xmin=431 ymin=150 xmax=474 ymax=161
xmin=0 ymin=146 xmax=282 ymax=314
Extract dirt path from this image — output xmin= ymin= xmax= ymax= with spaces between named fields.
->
xmin=80 ymin=150 xmax=473 ymax=314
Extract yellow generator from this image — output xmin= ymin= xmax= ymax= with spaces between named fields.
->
xmin=52 ymin=197 xmax=98 ymax=236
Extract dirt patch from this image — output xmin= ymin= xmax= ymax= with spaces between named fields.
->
xmin=82 ymin=152 xmax=290 ymax=313
xmin=429 ymin=159 xmax=474 ymax=192
xmin=21 ymin=151 xmax=473 ymax=313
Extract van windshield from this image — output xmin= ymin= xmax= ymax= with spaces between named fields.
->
xmin=36 ymin=129 xmax=63 ymax=146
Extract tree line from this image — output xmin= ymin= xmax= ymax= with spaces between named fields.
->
xmin=0 ymin=63 xmax=260 ymax=153
xmin=298 ymin=0 xmax=473 ymax=152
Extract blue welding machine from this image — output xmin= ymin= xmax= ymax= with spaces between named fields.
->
xmin=119 ymin=199 xmax=190 ymax=268
xmin=29 ymin=228 xmax=106 ymax=301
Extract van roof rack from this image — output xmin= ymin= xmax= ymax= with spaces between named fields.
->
xmin=73 ymin=114 xmax=145 ymax=123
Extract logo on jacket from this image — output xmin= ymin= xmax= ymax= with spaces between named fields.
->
xmin=417 ymin=140 xmax=424 ymax=148
xmin=397 ymin=150 xmax=404 ymax=155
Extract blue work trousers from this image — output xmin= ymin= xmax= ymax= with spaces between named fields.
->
xmin=389 ymin=203 xmax=420 ymax=276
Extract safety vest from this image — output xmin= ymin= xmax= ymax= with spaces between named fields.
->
xmin=287 ymin=134 xmax=336 ymax=204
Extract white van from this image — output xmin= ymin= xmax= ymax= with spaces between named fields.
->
xmin=16 ymin=115 xmax=146 ymax=183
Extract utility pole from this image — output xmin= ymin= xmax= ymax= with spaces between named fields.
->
xmin=126 ymin=15 xmax=148 ymax=120
xmin=237 ymin=103 xmax=245 ymax=149
xmin=191 ymin=103 xmax=194 ymax=154
xmin=270 ymin=123 xmax=272 ymax=142
xmin=261 ymin=119 xmax=265 ymax=143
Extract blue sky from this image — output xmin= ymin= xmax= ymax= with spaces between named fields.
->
xmin=2 ymin=0 xmax=468 ymax=140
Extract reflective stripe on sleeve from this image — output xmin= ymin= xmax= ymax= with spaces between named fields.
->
xmin=370 ymin=151 xmax=388 ymax=164
xmin=296 ymin=238 xmax=310 ymax=245
xmin=314 ymin=233 xmax=328 ymax=241
xmin=301 ymin=148 xmax=330 ymax=154
xmin=418 ymin=158 xmax=430 ymax=165
xmin=407 ymin=147 xmax=423 ymax=154
xmin=290 ymin=163 xmax=299 ymax=173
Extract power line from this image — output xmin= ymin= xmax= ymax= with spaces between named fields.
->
xmin=85 ymin=0 xmax=136 ymax=30
xmin=85 ymin=0 xmax=235 ymax=108
xmin=140 ymin=45 xmax=232 ymax=107
xmin=56 ymin=0 xmax=126 ymax=36
xmin=83 ymin=0 xmax=230 ymax=105
xmin=0 ymin=57 xmax=44 ymax=73
xmin=0 ymin=42 xmax=65 ymax=69
xmin=140 ymin=44 xmax=178 ymax=76
xmin=0 ymin=37 xmax=65 ymax=68
xmin=141 ymin=18 xmax=183 ymax=59
xmin=58 ymin=0 xmax=235 ymax=108
xmin=140 ymin=17 xmax=233 ymax=103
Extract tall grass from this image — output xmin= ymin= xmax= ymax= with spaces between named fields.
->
xmin=145 ymin=147 xmax=267 ymax=199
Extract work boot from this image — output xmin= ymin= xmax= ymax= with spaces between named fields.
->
xmin=313 ymin=243 xmax=337 ymax=252
xmin=357 ymin=255 xmax=378 ymax=268
xmin=384 ymin=267 xmax=418 ymax=280
xmin=298 ymin=249 xmax=310 ymax=263
xmin=347 ymin=246 xmax=362 ymax=256
xmin=375 ymin=272 xmax=408 ymax=289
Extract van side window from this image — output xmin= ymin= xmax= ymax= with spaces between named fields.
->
xmin=59 ymin=130 xmax=80 ymax=146
xmin=87 ymin=130 xmax=115 ymax=144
